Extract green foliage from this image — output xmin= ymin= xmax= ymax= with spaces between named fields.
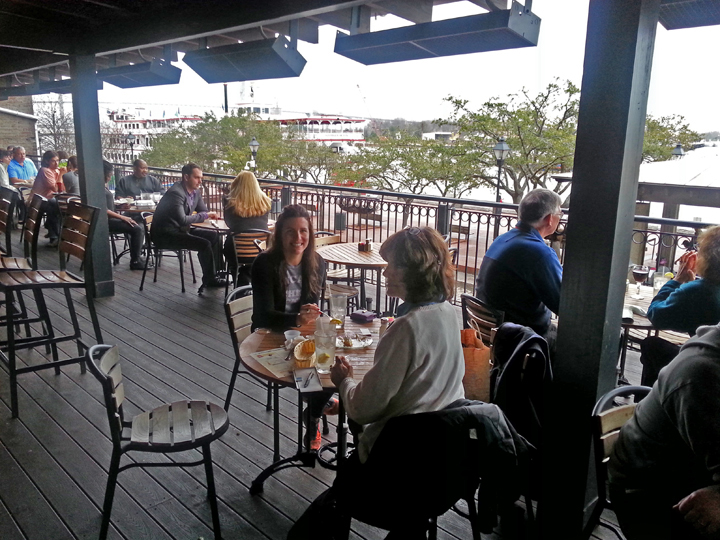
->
xmin=643 ymin=115 xmax=700 ymax=162
xmin=140 ymin=111 xmax=285 ymax=175
xmin=436 ymin=79 xmax=580 ymax=203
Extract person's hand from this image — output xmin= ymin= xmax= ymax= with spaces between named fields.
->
xmin=674 ymin=485 xmax=720 ymax=535
xmin=330 ymin=356 xmax=353 ymax=387
xmin=121 ymin=215 xmax=138 ymax=227
xmin=676 ymin=251 xmax=698 ymax=284
xmin=207 ymin=211 xmax=218 ymax=219
xmin=296 ymin=303 xmax=321 ymax=326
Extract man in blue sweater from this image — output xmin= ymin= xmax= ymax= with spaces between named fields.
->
xmin=475 ymin=188 xmax=563 ymax=342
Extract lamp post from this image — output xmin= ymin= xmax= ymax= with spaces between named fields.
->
xmin=671 ymin=143 xmax=685 ymax=158
xmin=492 ymin=136 xmax=511 ymax=239
xmin=249 ymin=137 xmax=260 ymax=171
xmin=125 ymin=133 xmax=136 ymax=162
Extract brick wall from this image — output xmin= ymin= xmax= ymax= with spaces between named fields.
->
xmin=0 ymin=96 xmax=38 ymax=155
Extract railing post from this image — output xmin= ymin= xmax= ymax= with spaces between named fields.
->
xmin=436 ymin=202 xmax=451 ymax=236
xmin=281 ymin=186 xmax=293 ymax=209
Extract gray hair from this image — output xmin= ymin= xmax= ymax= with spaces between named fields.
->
xmin=518 ymin=189 xmax=562 ymax=227
xmin=13 ymin=146 xmax=25 ymax=153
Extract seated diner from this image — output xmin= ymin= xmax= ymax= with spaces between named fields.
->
xmin=288 ymin=226 xmax=465 ymax=538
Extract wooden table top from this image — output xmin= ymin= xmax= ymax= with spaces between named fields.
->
xmin=192 ymin=218 xmax=275 ymax=233
xmin=239 ymin=318 xmax=380 ymax=390
xmin=622 ymin=284 xmax=688 ymax=345
xmin=316 ymin=242 xmax=387 ymax=269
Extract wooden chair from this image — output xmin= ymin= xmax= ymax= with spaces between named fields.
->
xmin=0 ymin=186 xmax=19 ymax=255
xmin=225 ymin=228 xmax=270 ymax=295
xmin=0 ymin=200 xmax=104 ymax=418
xmin=0 ymin=193 xmax=44 ymax=272
xmin=139 ymin=212 xmax=196 ymax=293
xmin=315 ymin=231 xmax=362 ymax=288
xmin=583 ymin=385 xmax=651 ymax=540
xmin=461 ymin=293 xmax=505 ymax=346
xmin=323 ymin=282 xmax=359 ymax=313
xmin=224 ymin=285 xmax=274 ymax=411
xmin=86 ymin=344 xmax=229 ymax=540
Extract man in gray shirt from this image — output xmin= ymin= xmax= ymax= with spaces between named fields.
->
xmin=115 ymin=159 xmax=165 ymax=198
xmin=62 ymin=155 xmax=80 ymax=195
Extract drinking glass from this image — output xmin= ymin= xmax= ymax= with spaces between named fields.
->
xmin=329 ymin=293 xmax=347 ymax=331
xmin=631 ymin=265 xmax=649 ymax=299
xmin=314 ymin=331 xmax=336 ymax=374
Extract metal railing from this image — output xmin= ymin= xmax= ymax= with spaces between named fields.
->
xmin=112 ymin=163 xmax=717 ymax=302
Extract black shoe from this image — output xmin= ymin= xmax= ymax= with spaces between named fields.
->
xmin=47 ymin=238 xmax=58 ymax=248
xmin=203 ymin=277 xmax=227 ymax=288
xmin=130 ymin=260 xmax=145 ymax=270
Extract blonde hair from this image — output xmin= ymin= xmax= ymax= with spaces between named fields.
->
xmin=226 ymin=171 xmax=272 ymax=217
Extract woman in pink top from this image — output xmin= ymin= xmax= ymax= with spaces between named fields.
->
xmin=30 ymin=150 xmax=62 ymax=246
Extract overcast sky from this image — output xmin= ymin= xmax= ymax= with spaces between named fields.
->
xmin=96 ymin=0 xmax=720 ymax=134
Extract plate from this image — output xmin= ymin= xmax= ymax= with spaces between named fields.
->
xmin=336 ymin=334 xmax=373 ymax=349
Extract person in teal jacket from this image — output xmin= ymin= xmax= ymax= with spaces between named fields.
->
xmin=641 ymin=226 xmax=720 ymax=386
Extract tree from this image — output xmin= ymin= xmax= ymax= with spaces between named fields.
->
xmin=643 ymin=115 xmax=699 ymax=162
xmin=35 ymin=96 xmax=75 ymax=154
xmin=437 ymin=79 xmax=580 ymax=204
xmin=336 ymin=132 xmax=483 ymax=198
xmin=141 ymin=111 xmax=285 ymax=175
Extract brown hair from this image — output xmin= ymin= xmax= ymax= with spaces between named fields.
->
xmin=41 ymin=150 xmax=59 ymax=168
xmin=379 ymin=226 xmax=455 ymax=303
xmin=268 ymin=204 xmax=321 ymax=298
xmin=696 ymin=226 xmax=720 ymax=285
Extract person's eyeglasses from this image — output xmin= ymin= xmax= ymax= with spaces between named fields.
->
xmin=405 ymin=226 xmax=421 ymax=235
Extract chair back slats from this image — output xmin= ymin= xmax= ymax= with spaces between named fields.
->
xmin=23 ymin=194 xmax=46 ymax=265
xmin=0 ymin=188 xmax=18 ymax=256
xmin=0 ymin=197 xmax=11 ymax=234
xmin=228 ymin=293 xmax=253 ymax=342
xmin=461 ymin=294 xmax=505 ymax=346
xmin=191 ymin=401 xmax=215 ymax=438
xmin=232 ymin=229 xmax=269 ymax=264
xmin=315 ymin=233 xmax=341 ymax=247
xmin=87 ymin=345 xmax=126 ymax=439
xmin=597 ymin=403 xmax=637 ymax=459
xmin=59 ymin=201 xmax=98 ymax=265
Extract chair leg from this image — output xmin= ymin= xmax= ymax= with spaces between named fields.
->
xmin=189 ymin=251 xmax=196 ymax=283
xmin=224 ymin=356 xmax=242 ymax=412
xmin=100 ymin=449 xmax=122 ymax=540
xmin=5 ymin=288 xmax=19 ymax=418
xmin=266 ymin=382 xmax=272 ymax=412
xmin=177 ymin=251 xmax=186 ymax=293
xmin=153 ymin=252 xmax=160 ymax=283
xmin=86 ymin=286 xmax=104 ymax=346
xmin=202 ymin=444 xmax=222 ymax=540
xmin=139 ymin=250 xmax=151 ymax=291
xmin=466 ymin=496 xmax=481 ymax=540
xmin=322 ymin=414 xmax=329 ymax=435
xmin=428 ymin=516 xmax=437 ymax=540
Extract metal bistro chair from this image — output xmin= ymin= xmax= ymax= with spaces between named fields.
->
xmin=583 ymin=385 xmax=651 ymax=540
xmin=315 ymin=231 xmax=363 ymax=289
xmin=225 ymin=228 xmax=270 ymax=296
xmin=139 ymin=211 xmax=196 ymax=293
xmin=461 ymin=293 xmax=505 ymax=346
xmin=86 ymin=344 xmax=229 ymax=540
xmin=0 ymin=200 xmax=104 ymax=418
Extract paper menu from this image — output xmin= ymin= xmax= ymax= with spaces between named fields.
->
xmin=249 ymin=347 xmax=294 ymax=379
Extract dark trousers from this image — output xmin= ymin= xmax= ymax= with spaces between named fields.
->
xmin=42 ymin=198 xmax=61 ymax=240
xmin=152 ymin=227 xmax=219 ymax=283
xmin=609 ymin=483 xmax=704 ymax=540
xmin=287 ymin=452 xmax=428 ymax=540
xmin=108 ymin=218 xmax=144 ymax=263
xmin=640 ymin=336 xmax=680 ymax=387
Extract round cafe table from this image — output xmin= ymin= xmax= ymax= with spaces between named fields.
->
xmin=316 ymin=242 xmax=387 ymax=315
xmin=238 ymin=317 xmax=379 ymax=494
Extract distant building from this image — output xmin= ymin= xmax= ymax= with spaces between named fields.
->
xmin=105 ymin=110 xmax=203 ymax=162
xmin=422 ymin=131 xmax=456 ymax=141
xmin=0 ymin=96 xmax=38 ymax=156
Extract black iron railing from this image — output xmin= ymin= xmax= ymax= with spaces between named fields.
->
xmin=111 ymin=163 xmax=717 ymax=300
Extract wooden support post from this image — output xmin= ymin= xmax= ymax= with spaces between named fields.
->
xmin=70 ymin=54 xmax=114 ymax=298
xmin=543 ymin=0 xmax=660 ymax=537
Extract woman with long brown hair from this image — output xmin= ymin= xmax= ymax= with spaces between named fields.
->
xmin=250 ymin=204 xmax=333 ymax=449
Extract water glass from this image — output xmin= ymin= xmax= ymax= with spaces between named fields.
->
xmin=314 ymin=331 xmax=336 ymax=374
xmin=329 ymin=293 xmax=348 ymax=331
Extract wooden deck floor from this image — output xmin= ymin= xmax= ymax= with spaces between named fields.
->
xmin=0 ymin=228 xmax=625 ymax=540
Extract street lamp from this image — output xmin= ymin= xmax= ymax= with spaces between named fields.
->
xmin=249 ymin=137 xmax=260 ymax=171
xmin=671 ymin=143 xmax=685 ymax=158
xmin=492 ymin=136 xmax=511 ymax=238
xmin=125 ymin=133 xmax=136 ymax=162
